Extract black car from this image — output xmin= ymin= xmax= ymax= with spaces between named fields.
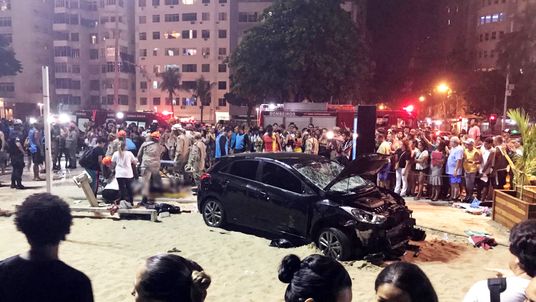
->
xmin=197 ymin=153 xmax=420 ymax=260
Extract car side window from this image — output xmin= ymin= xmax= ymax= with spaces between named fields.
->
xmin=261 ymin=162 xmax=302 ymax=193
xmin=228 ymin=160 xmax=258 ymax=180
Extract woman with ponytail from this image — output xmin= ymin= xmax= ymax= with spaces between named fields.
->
xmin=111 ymin=140 xmax=137 ymax=207
xmin=133 ymin=254 xmax=211 ymax=302
xmin=278 ymin=254 xmax=352 ymax=302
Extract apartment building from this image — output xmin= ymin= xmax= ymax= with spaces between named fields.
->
xmin=473 ymin=0 xmax=536 ymax=70
xmin=135 ymin=0 xmax=366 ymax=123
xmin=0 ymin=0 xmax=54 ymax=118
xmin=135 ymin=0 xmax=263 ymax=123
xmin=52 ymin=0 xmax=136 ymax=113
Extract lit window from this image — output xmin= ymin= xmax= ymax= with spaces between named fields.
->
xmin=183 ymin=48 xmax=197 ymax=56
xmin=182 ymin=0 xmax=194 ymax=4
xmin=152 ymin=81 xmax=159 ymax=89
xmin=165 ymin=31 xmax=180 ymax=39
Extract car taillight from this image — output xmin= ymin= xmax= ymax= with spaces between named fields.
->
xmin=200 ymin=173 xmax=211 ymax=181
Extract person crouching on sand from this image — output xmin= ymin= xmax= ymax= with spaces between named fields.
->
xmin=132 ymin=254 xmax=211 ymax=302
xmin=0 ymin=193 xmax=94 ymax=302
xmin=278 ymin=254 xmax=352 ymax=302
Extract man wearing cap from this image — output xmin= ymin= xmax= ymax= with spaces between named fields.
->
xmin=137 ymin=131 xmax=163 ymax=205
xmin=8 ymin=120 xmax=26 ymax=189
xmin=463 ymin=138 xmax=481 ymax=202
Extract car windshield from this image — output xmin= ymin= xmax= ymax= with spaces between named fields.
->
xmin=294 ymin=160 xmax=368 ymax=192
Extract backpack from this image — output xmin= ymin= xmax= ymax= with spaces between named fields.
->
xmin=487 ymin=277 xmax=506 ymax=302
xmin=79 ymin=148 xmax=94 ymax=168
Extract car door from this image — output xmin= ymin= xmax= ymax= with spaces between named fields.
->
xmin=254 ymin=161 xmax=313 ymax=239
xmin=219 ymin=160 xmax=260 ymax=226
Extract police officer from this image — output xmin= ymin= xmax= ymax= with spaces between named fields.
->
xmin=8 ymin=119 xmax=26 ymax=189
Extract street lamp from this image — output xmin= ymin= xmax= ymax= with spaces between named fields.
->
xmin=436 ymin=83 xmax=450 ymax=117
xmin=436 ymin=83 xmax=450 ymax=94
xmin=419 ymin=96 xmax=426 ymax=102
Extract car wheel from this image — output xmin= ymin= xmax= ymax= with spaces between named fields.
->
xmin=317 ymin=228 xmax=353 ymax=261
xmin=202 ymin=199 xmax=225 ymax=227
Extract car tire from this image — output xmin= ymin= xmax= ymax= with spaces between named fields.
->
xmin=317 ymin=227 xmax=353 ymax=261
xmin=202 ymin=199 xmax=225 ymax=228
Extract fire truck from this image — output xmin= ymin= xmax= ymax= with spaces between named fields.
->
xmin=257 ymin=103 xmax=417 ymax=130
xmin=73 ymin=110 xmax=170 ymax=131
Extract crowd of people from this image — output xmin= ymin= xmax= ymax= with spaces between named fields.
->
xmin=0 ymin=116 xmax=519 ymax=208
xmin=0 ymin=193 xmax=535 ymax=301
xmin=374 ymin=120 xmax=518 ymax=203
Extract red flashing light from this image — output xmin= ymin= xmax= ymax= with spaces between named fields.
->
xmin=490 ymin=115 xmax=497 ymax=120
xmin=200 ymin=173 xmax=211 ymax=181
xmin=403 ymin=105 xmax=415 ymax=113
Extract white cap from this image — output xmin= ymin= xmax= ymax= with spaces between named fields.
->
xmin=13 ymin=119 xmax=23 ymax=125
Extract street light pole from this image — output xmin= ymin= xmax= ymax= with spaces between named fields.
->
xmin=42 ymin=66 xmax=52 ymax=193
xmin=502 ymin=70 xmax=510 ymax=131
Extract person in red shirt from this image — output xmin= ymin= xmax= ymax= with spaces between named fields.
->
xmin=263 ymin=125 xmax=280 ymax=152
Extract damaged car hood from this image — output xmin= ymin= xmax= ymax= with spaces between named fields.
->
xmin=324 ymin=154 xmax=389 ymax=191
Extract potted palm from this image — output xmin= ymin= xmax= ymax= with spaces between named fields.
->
xmin=493 ymin=108 xmax=536 ymax=228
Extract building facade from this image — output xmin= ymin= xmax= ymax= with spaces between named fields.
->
xmin=135 ymin=0 xmax=225 ymax=123
xmin=473 ymin=0 xmax=535 ymax=70
xmin=0 ymin=0 xmax=55 ymax=119
xmin=135 ymin=0 xmax=365 ymax=124
xmin=52 ymin=0 xmax=136 ymax=113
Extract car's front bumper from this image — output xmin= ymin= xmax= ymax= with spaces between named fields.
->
xmin=354 ymin=217 xmax=416 ymax=253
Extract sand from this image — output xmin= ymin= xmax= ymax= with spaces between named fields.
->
xmin=0 ymin=176 xmax=513 ymax=302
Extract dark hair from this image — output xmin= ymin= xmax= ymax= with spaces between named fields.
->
xmin=137 ymin=254 xmax=211 ymax=302
xmin=509 ymin=219 xmax=536 ymax=277
xmin=278 ymin=254 xmax=351 ymax=302
xmin=375 ymin=262 xmax=438 ymax=302
xmin=15 ymin=193 xmax=72 ymax=247
xmin=485 ymin=137 xmax=494 ymax=144
xmin=97 ymin=137 xmax=107 ymax=144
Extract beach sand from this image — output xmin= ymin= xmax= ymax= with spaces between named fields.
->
xmin=0 ymin=194 xmax=512 ymax=302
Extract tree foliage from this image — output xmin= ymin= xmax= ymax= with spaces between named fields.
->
xmin=228 ymin=0 xmax=371 ymax=104
xmin=496 ymin=4 xmax=536 ymax=114
xmin=0 ymin=35 xmax=22 ymax=78
xmin=192 ymin=76 xmax=215 ymax=122
xmin=507 ymin=109 xmax=536 ymax=197
xmin=159 ymin=68 xmax=182 ymax=114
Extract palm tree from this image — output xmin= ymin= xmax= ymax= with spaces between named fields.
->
xmin=192 ymin=76 xmax=215 ymax=123
xmin=507 ymin=108 xmax=536 ymax=200
xmin=159 ymin=68 xmax=182 ymax=116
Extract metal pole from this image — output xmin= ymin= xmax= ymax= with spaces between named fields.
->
xmin=352 ymin=106 xmax=358 ymax=160
xmin=113 ymin=4 xmax=120 ymax=111
xmin=42 ymin=66 xmax=53 ymax=193
xmin=502 ymin=71 xmax=510 ymax=131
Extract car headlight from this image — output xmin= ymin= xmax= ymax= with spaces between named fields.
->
xmin=351 ymin=208 xmax=387 ymax=225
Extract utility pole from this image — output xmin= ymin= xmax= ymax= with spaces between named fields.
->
xmin=502 ymin=70 xmax=510 ymax=131
xmin=42 ymin=66 xmax=52 ymax=193
xmin=113 ymin=3 xmax=120 ymax=112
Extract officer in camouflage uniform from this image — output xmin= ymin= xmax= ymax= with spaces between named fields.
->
xmin=186 ymin=133 xmax=206 ymax=187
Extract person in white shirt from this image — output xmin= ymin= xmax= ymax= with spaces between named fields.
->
xmin=464 ymin=219 xmax=536 ymax=302
xmin=112 ymin=141 xmax=138 ymax=207
xmin=525 ymin=278 xmax=536 ymax=302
